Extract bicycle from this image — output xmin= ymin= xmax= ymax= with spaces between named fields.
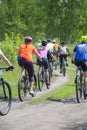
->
xmin=53 ymin=51 xmax=59 ymax=70
xmin=37 ymin=62 xmax=50 ymax=91
xmin=48 ymin=59 xmax=53 ymax=78
xmin=75 ymin=66 xmax=86 ymax=103
xmin=60 ymin=56 xmax=66 ymax=76
xmin=18 ymin=65 xmax=37 ymax=101
xmin=0 ymin=68 xmax=12 ymax=116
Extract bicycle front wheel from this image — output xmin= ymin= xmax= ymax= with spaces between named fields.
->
xmin=0 ymin=81 xmax=12 ymax=116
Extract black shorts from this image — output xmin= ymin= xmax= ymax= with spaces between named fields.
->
xmin=75 ymin=60 xmax=87 ymax=72
xmin=37 ymin=58 xmax=48 ymax=70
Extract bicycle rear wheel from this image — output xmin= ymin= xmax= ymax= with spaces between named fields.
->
xmin=32 ymin=74 xmax=37 ymax=96
xmin=0 ymin=81 xmax=12 ymax=116
xmin=38 ymin=72 xmax=44 ymax=91
xmin=76 ymin=76 xmax=84 ymax=103
xmin=62 ymin=66 xmax=66 ymax=76
xmin=48 ymin=62 xmax=53 ymax=78
xmin=18 ymin=70 xmax=29 ymax=101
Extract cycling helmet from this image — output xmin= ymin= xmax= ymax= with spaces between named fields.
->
xmin=25 ymin=36 xmax=32 ymax=43
xmin=47 ymin=38 xmax=51 ymax=43
xmin=80 ymin=36 xmax=86 ymax=42
xmin=53 ymin=40 xmax=56 ymax=43
xmin=61 ymin=41 xmax=65 ymax=45
xmin=42 ymin=40 xmax=47 ymax=46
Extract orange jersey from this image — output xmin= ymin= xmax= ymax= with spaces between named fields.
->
xmin=19 ymin=43 xmax=36 ymax=62
xmin=54 ymin=43 xmax=59 ymax=51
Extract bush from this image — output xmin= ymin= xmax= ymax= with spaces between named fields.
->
xmin=0 ymin=33 xmax=23 ymax=63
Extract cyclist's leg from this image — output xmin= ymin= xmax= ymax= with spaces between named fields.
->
xmin=82 ymin=61 xmax=87 ymax=94
xmin=42 ymin=58 xmax=50 ymax=85
xmin=64 ymin=55 xmax=68 ymax=66
xmin=59 ymin=55 xmax=63 ymax=73
xmin=76 ymin=60 xmax=87 ymax=94
xmin=19 ymin=58 xmax=34 ymax=95
xmin=25 ymin=62 xmax=34 ymax=92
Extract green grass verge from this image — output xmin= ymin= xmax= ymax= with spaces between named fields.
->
xmin=0 ymin=53 xmax=76 ymax=104
xmin=29 ymin=61 xmax=76 ymax=104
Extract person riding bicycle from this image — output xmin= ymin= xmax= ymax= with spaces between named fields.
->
xmin=47 ymin=38 xmax=54 ymax=52
xmin=18 ymin=36 xmax=42 ymax=96
xmin=0 ymin=50 xmax=14 ymax=70
xmin=52 ymin=39 xmax=59 ymax=64
xmin=71 ymin=35 xmax=87 ymax=94
xmin=58 ymin=41 xmax=70 ymax=73
xmin=37 ymin=40 xmax=56 ymax=85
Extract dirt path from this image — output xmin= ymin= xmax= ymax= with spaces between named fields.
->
xmin=0 ymin=70 xmax=87 ymax=130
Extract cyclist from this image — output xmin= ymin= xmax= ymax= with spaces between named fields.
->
xmin=37 ymin=40 xmax=56 ymax=85
xmin=52 ymin=39 xmax=59 ymax=63
xmin=58 ymin=41 xmax=70 ymax=73
xmin=71 ymin=35 xmax=87 ymax=94
xmin=47 ymin=38 xmax=54 ymax=52
xmin=18 ymin=36 xmax=42 ymax=96
xmin=0 ymin=50 xmax=14 ymax=70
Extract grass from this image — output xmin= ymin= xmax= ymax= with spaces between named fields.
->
xmin=29 ymin=59 xmax=76 ymax=104
xmin=0 ymin=54 xmax=77 ymax=104
xmin=0 ymin=61 xmax=21 ymax=97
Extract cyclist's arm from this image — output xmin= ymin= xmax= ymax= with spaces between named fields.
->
xmin=71 ymin=46 xmax=76 ymax=62
xmin=71 ymin=52 xmax=75 ymax=61
xmin=48 ymin=50 xmax=56 ymax=61
xmin=0 ymin=53 xmax=12 ymax=67
xmin=66 ymin=48 xmax=70 ymax=56
xmin=34 ymin=49 xmax=42 ymax=62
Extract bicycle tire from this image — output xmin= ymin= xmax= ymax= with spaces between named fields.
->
xmin=33 ymin=74 xmax=37 ymax=96
xmin=62 ymin=58 xmax=66 ymax=76
xmin=38 ymin=72 xmax=44 ymax=91
xmin=18 ymin=71 xmax=29 ymax=101
xmin=62 ymin=66 xmax=66 ymax=76
xmin=48 ymin=62 xmax=53 ymax=78
xmin=46 ymin=69 xmax=51 ymax=89
xmin=0 ymin=81 xmax=12 ymax=116
xmin=76 ymin=76 xmax=83 ymax=103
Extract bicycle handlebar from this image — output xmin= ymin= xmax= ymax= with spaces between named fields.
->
xmin=0 ymin=66 xmax=14 ymax=71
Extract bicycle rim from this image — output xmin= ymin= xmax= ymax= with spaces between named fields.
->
xmin=63 ymin=67 xmax=66 ymax=76
xmin=76 ymin=76 xmax=83 ymax=103
xmin=0 ymin=81 xmax=12 ymax=116
xmin=32 ymin=75 xmax=37 ymax=96
xmin=38 ymin=73 xmax=44 ymax=91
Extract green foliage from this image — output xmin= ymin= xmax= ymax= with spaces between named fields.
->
xmin=0 ymin=0 xmax=87 ymax=43
xmin=0 ymin=33 xmax=23 ymax=62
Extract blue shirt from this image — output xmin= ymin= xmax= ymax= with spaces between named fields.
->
xmin=74 ymin=42 xmax=87 ymax=61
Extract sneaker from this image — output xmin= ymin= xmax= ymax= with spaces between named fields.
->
xmin=60 ymin=70 xmax=62 ymax=73
xmin=29 ymin=90 xmax=34 ymax=97
xmin=46 ymin=79 xmax=50 ymax=85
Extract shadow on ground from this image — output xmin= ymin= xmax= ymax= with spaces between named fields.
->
xmin=47 ymin=97 xmax=77 ymax=104
xmin=64 ymin=123 xmax=87 ymax=130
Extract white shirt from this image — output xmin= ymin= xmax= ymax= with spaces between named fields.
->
xmin=47 ymin=43 xmax=54 ymax=52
